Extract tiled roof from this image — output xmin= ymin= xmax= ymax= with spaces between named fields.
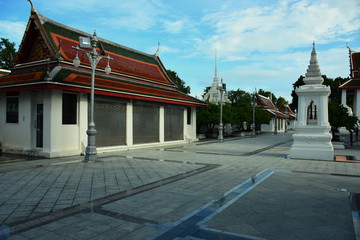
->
xmin=339 ymin=79 xmax=360 ymax=89
xmin=256 ymin=93 xmax=290 ymax=119
xmin=0 ymin=71 xmax=44 ymax=85
xmin=48 ymin=31 xmax=171 ymax=85
xmin=256 ymin=94 xmax=276 ymax=110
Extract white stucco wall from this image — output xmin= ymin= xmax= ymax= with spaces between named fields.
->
xmin=2 ymin=91 xmax=32 ymax=151
xmin=47 ymin=90 xmax=86 ymax=157
xmin=1 ymin=89 xmax=200 ymax=157
xmin=185 ymin=106 xmax=197 ymax=141
xmin=0 ymin=92 xmax=5 ymax=146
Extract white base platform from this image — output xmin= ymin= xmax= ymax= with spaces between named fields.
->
xmin=290 ymin=126 xmax=334 ymax=161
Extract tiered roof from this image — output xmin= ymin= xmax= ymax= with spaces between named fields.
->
xmin=256 ymin=93 xmax=288 ymax=119
xmin=340 ymin=47 xmax=360 ymax=90
xmin=0 ymin=5 xmax=206 ymax=107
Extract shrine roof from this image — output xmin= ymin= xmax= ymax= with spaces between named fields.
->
xmin=339 ymin=79 xmax=360 ymax=89
xmin=256 ymin=93 xmax=276 ymax=110
xmin=256 ymin=93 xmax=292 ymax=119
xmin=16 ymin=7 xmax=173 ymax=86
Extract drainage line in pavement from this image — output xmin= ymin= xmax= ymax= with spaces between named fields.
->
xmin=165 ymin=140 xmax=292 ymax=157
xmin=149 ymin=169 xmax=290 ymax=240
xmin=241 ymin=140 xmax=292 ymax=156
xmin=292 ymin=170 xmax=360 ymax=178
xmin=93 ymin=207 xmax=159 ymax=226
xmin=7 ymin=163 xmax=219 ymax=235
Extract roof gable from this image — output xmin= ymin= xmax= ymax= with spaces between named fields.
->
xmin=17 ymin=16 xmax=52 ymax=64
xmin=16 ymin=8 xmax=174 ymax=86
xmin=256 ymin=93 xmax=276 ymax=110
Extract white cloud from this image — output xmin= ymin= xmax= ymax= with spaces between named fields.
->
xmin=0 ymin=21 xmax=27 ymax=48
xmin=146 ymin=44 xmax=180 ymax=55
xmin=195 ymin=0 xmax=360 ymax=59
xmin=162 ymin=20 xmax=185 ymax=34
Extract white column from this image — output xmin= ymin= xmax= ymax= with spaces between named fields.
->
xmin=0 ymin=92 xmax=4 ymax=144
xmin=43 ymin=89 xmax=62 ymax=155
xmin=296 ymin=95 xmax=306 ymax=126
xmin=126 ymin=101 xmax=133 ymax=146
xmin=191 ymin=106 xmax=197 ymax=140
xmin=159 ymin=106 xmax=164 ymax=143
xmin=183 ymin=108 xmax=187 ymax=140
xmin=341 ymin=89 xmax=347 ymax=106
xmin=79 ymin=93 xmax=88 ymax=153
xmin=355 ymin=89 xmax=360 ymax=118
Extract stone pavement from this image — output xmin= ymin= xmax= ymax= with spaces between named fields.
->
xmin=0 ymin=132 xmax=359 ymax=240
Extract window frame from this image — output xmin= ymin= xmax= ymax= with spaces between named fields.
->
xmin=62 ymin=92 xmax=78 ymax=125
xmin=6 ymin=93 xmax=19 ymax=124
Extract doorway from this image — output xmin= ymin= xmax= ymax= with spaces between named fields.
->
xmin=35 ymin=103 xmax=43 ymax=148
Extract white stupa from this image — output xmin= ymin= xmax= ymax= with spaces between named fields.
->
xmin=203 ymin=51 xmax=230 ymax=104
xmin=290 ymin=42 xmax=334 ymax=160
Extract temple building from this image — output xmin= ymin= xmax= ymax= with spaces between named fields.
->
xmin=255 ymin=93 xmax=293 ymax=133
xmin=290 ymin=43 xmax=333 ymax=160
xmin=340 ymin=46 xmax=360 ymax=119
xmin=0 ymin=5 xmax=206 ymax=158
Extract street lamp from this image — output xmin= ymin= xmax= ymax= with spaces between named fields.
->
xmin=72 ymin=30 xmax=113 ymax=161
xmin=218 ymin=79 xmax=225 ymax=143
xmin=274 ymin=113 xmax=278 ymax=135
xmin=251 ymin=91 xmax=257 ymax=137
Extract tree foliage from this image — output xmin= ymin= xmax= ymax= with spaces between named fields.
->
xmin=197 ymin=88 xmax=274 ymax=135
xmin=167 ymin=69 xmax=191 ymax=94
xmin=0 ymin=38 xmax=17 ymax=69
xmin=328 ymin=101 xmax=358 ymax=134
xmin=196 ymin=103 xmax=220 ymax=135
xmin=202 ymin=86 xmax=211 ymax=99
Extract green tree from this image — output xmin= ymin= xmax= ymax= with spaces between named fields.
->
xmin=289 ymin=75 xmax=305 ymax=110
xmin=167 ymin=69 xmax=190 ymax=94
xmin=228 ymin=89 xmax=252 ymax=129
xmin=196 ymin=103 xmax=219 ymax=136
xmin=258 ymin=89 xmax=277 ymax=103
xmin=227 ymin=89 xmax=251 ymax=105
xmin=0 ymin=38 xmax=17 ymax=69
xmin=202 ymin=86 xmax=211 ymax=100
xmin=255 ymin=107 xmax=272 ymax=125
xmin=328 ymin=100 xmax=358 ymax=139
xmin=276 ymin=96 xmax=288 ymax=108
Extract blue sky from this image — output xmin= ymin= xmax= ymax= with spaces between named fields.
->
xmin=1 ymin=0 xmax=359 ymax=101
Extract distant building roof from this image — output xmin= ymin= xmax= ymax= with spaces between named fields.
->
xmin=256 ymin=93 xmax=289 ymax=119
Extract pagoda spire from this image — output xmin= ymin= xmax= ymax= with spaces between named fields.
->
xmin=215 ymin=48 xmax=218 ymax=77
xmin=304 ymin=41 xmax=323 ymax=85
xmin=212 ymin=48 xmax=219 ymax=87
